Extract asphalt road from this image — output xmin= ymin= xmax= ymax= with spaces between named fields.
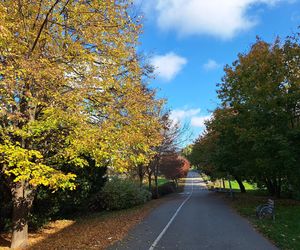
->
xmin=109 ymin=171 xmax=277 ymax=250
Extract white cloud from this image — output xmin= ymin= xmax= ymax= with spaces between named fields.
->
xmin=191 ymin=115 xmax=212 ymax=127
xmin=151 ymin=52 xmax=187 ymax=81
xmin=203 ymin=59 xmax=221 ymax=71
xmin=170 ymin=108 xmax=200 ymax=124
xmin=170 ymin=108 xmax=212 ymax=128
xmin=144 ymin=0 xmax=291 ymax=39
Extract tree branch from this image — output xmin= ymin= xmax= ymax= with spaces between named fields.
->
xmin=30 ymin=0 xmax=61 ymax=55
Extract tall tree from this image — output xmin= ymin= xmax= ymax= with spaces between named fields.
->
xmin=0 ymin=1 xmax=160 ymax=248
xmin=147 ymin=112 xmax=184 ymax=197
xmin=219 ymin=39 xmax=287 ymax=196
xmin=190 ymin=32 xmax=300 ymax=196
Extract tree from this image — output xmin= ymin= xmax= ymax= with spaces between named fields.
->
xmin=160 ymin=154 xmax=190 ymax=186
xmin=206 ymin=33 xmax=299 ymax=197
xmin=218 ymin=37 xmax=299 ymax=197
xmin=117 ymin=86 xmax=164 ymax=186
xmin=187 ymin=123 xmax=220 ymax=179
xmin=147 ymin=112 xmax=185 ymax=197
xmin=189 ymin=32 xmax=300 ymax=196
xmin=0 ymin=1 xmax=160 ymax=248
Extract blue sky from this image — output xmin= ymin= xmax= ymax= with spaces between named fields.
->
xmin=135 ymin=0 xmax=300 ymax=143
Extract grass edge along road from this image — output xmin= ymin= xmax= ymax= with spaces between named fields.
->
xmin=223 ymin=192 xmax=300 ymax=250
xmin=209 ymin=180 xmax=256 ymax=191
xmin=201 ymin=174 xmax=257 ymax=191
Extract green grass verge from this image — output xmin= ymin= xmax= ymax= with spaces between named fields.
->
xmin=212 ymin=180 xmax=257 ymax=191
xmin=157 ymin=177 xmax=169 ymax=186
xmin=143 ymin=177 xmax=169 ymax=188
xmin=227 ymin=192 xmax=300 ymax=250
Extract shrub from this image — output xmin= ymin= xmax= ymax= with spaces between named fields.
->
xmin=0 ymin=174 xmax=12 ymax=232
xmin=152 ymin=181 xmax=176 ymax=198
xmin=27 ymin=162 xmax=107 ymax=230
xmin=101 ymin=178 xmax=151 ymax=210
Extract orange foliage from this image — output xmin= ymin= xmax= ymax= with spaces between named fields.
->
xmin=160 ymin=154 xmax=190 ymax=180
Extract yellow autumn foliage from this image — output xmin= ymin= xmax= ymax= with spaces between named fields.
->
xmin=0 ymin=0 xmax=163 ymax=189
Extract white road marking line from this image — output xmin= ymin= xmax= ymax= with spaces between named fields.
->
xmin=148 ymin=174 xmax=195 ymax=250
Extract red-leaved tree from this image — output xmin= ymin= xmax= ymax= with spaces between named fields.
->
xmin=160 ymin=154 xmax=190 ymax=185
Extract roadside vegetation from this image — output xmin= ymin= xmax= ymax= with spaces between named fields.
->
xmin=157 ymin=177 xmax=169 ymax=186
xmin=200 ymin=173 xmax=256 ymax=191
xmin=208 ymin=180 xmax=256 ymax=191
xmin=227 ymin=192 xmax=300 ymax=250
xmin=0 ymin=197 xmax=170 ymax=250
xmin=184 ymin=30 xmax=300 ymax=250
xmin=184 ymin=31 xmax=300 ymax=199
xmin=0 ymin=1 xmax=190 ymax=249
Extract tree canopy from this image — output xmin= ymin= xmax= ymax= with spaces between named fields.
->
xmin=188 ymin=32 xmax=300 ymax=197
xmin=0 ymin=1 xmax=164 ymax=248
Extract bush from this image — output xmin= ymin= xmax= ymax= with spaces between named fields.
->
xmin=152 ymin=181 xmax=176 ymax=198
xmin=28 ymin=162 xmax=107 ymax=230
xmin=101 ymin=178 xmax=151 ymax=210
xmin=0 ymin=174 xmax=12 ymax=232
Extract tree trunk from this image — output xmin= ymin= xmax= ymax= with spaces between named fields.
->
xmin=138 ymin=165 xmax=144 ymax=187
xmin=154 ymin=164 xmax=159 ymax=199
xmin=275 ymin=177 xmax=281 ymax=198
xmin=222 ymin=178 xmax=225 ymax=189
xmin=265 ymin=178 xmax=275 ymax=196
xmin=148 ymin=172 xmax=152 ymax=191
xmin=10 ymin=181 xmax=34 ymax=249
xmin=236 ymin=178 xmax=246 ymax=193
xmin=139 ymin=176 xmax=143 ymax=187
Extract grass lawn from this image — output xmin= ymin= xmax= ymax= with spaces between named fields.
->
xmin=226 ymin=192 xmax=300 ymax=250
xmin=143 ymin=177 xmax=169 ymax=188
xmin=157 ymin=177 xmax=169 ymax=186
xmin=200 ymin=173 xmax=257 ymax=191
xmin=208 ymin=179 xmax=257 ymax=191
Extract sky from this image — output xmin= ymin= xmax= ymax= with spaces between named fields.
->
xmin=135 ymin=0 xmax=300 ymax=144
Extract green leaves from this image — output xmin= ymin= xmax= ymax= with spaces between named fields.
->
xmin=191 ymin=32 xmax=300 ymax=197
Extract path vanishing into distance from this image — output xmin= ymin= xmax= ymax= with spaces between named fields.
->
xmin=109 ymin=171 xmax=277 ymax=250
